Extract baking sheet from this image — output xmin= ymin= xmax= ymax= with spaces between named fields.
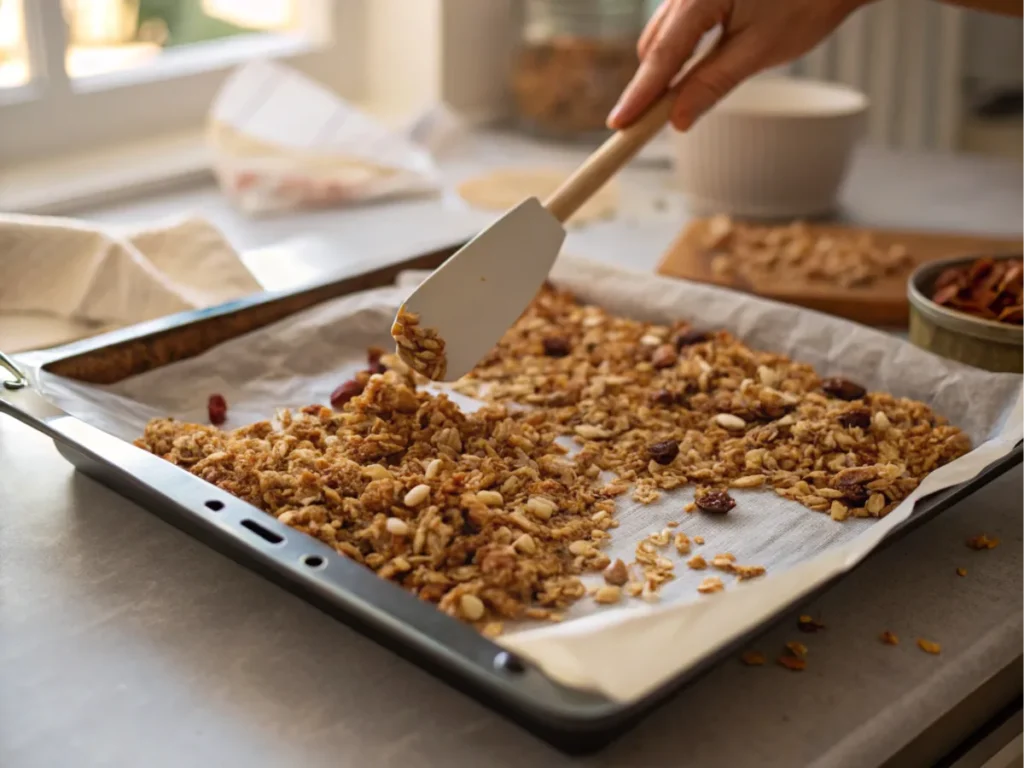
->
xmin=21 ymin=257 xmax=1023 ymax=704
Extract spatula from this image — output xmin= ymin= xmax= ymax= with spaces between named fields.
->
xmin=394 ymin=71 xmax=699 ymax=382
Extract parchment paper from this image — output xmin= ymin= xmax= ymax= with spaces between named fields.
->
xmin=21 ymin=258 xmax=1022 ymax=703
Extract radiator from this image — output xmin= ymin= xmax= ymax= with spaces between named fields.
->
xmin=790 ymin=0 xmax=966 ymax=152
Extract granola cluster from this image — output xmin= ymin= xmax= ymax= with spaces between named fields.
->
xmin=391 ymin=306 xmax=447 ymax=380
xmin=136 ymin=285 xmax=971 ymax=629
xmin=703 ymin=216 xmax=914 ymax=289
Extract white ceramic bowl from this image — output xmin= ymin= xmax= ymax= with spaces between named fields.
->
xmin=670 ymin=77 xmax=868 ymax=219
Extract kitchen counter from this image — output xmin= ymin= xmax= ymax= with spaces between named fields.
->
xmin=2 ymin=132 xmax=1022 ymax=767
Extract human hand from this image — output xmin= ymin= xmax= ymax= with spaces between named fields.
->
xmin=608 ymin=0 xmax=870 ymax=132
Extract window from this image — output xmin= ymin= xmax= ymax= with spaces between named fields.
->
xmin=0 ymin=0 xmax=361 ymax=168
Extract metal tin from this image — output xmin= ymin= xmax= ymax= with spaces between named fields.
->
xmin=907 ymin=254 xmax=1023 ymax=373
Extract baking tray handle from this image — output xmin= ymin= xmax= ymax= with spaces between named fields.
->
xmin=0 ymin=350 xmax=28 ymax=391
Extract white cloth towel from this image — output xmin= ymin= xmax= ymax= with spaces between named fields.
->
xmin=0 ymin=214 xmax=261 ymax=353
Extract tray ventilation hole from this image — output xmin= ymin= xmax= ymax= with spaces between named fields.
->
xmin=240 ymin=518 xmax=284 ymax=545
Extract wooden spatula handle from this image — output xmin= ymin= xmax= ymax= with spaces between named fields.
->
xmin=543 ymin=87 xmax=678 ymax=224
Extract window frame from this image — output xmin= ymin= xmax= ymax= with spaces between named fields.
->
xmin=1 ymin=0 xmax=366 ymax=167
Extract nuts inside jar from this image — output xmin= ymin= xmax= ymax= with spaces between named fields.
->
xmin=510 ymin=37 xmax=638 ymax=137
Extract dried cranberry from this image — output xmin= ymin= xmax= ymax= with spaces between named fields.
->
xmin=367 ymin=361 xmax=387 ymax=376
xmin=821 ymin=377 xmax=866 ymax=401
xmin=207 ymin=394 xmax=228 ymax=426
xmin=672 ymin=328 xmax=710 ymax=350
xmin=695 ymin=489 xmax=736 ymax=515
xmin=542 ymin=336 xmax=571 ymax=357
xmin=837 ymin=408 xmax=871 ymax=429
xmin=330 ymin=379 xmax=364 ymax=408
xmin=650 ymin=389 xmax=677 ymax=407
xmin=648 ymin=439 xmax=680 ymax=466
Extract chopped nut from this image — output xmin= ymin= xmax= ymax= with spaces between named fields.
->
xmin=734 ymin=564 xmax=766 ymax=580
xmin=674 ymin=532 xmax=691 ymax=555
xmin=604 ymin=558 xmax=629 ymax=586
xmin=880 ymin=630 xmax=899 ymax=645
xmin=385 ymin=517 xmax=410 ymax=536
xmin=671 ymin=328 xmax=709 ymax=350
xmin=683 ymin=502 xmax=697 ymax=514
xmin=513 ymin=533 xmax=537 ymax=554
xmin=364 ymin=464 xmax=392 ymax=481
xmin=740 ymin=651 xmax=766 ymax=666
xmin=404 ymin=484 xmax=431 ymax=507
xmin=594 ymin=585 xmax=622 ymax=605
xmin=693 ymin=536 xmax=705 ymax=545
xmin=525 ymin=496 xmax=556 ymax=519
xmin=476 ymin=490 xmax=504 ymax=507
xmin=697 ymin=576 xmax=724 ymax=594
xmin=829 ymin=500 xmax=849 ymax=522
xmin=687 ymin=555 xmax=707 ymax=570
xmin=459 ymin=594 xmax=485 ymax=621
xmin=917 ymin=638 xmax=941 ymax=655
xmin=714 ymin=413 xmax=746 ymax=431
xmin=966 ymin=534 xmax=999 ymax=550
xmin=651 ymin=344 xmax=678 ymax=369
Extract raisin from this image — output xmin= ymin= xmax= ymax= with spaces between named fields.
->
xmin=821 ymin=377 xmax=866 ymax=401
xmin=695 ymin=488 xmax=736 ymax=515
xmin=367 ymin=361 xmax=387 ymax=376
xmin=672 ymin=328 xmax=710 ymax=350
xmin=835 ymin=478 xmax=869 ymax=505
xmin=542 ymin=336 xmax=571 ymax=357
xmin=837 ymin=407 xmax=871 ymax=429
xmin=207 ymin=394 xmax=227 ymax=426
xmin=648 ymin=439 xmax=680 ymax=465
xmin=330 ymin=379 xmax=364 ymax=408
xmin=650 ymin=389 xmax=677 ymax=407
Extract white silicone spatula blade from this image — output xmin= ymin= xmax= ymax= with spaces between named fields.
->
xmin=400 ymin=197 xmax=566 ymax=382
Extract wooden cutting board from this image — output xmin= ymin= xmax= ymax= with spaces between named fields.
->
xmin=656 ymin=219 xmax=1023 ymax=326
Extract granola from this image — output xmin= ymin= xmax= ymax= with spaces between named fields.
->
xmin=137 ymin=284 xmax=972 ymax=630
xmin=391 ymin=306 xmax=448 ymax=380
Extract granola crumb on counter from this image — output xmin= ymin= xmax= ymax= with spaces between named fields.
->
xmin=137 ymin=283 xmax=973 ymax=631
xmin=777 ymin=654 xmax=807 ymax=672
xmin=740 ymin=651 xmax=766 ymax=666
xmin=797 ymin=615 xmax=826 ymax=633
xmin=956 ymin=567 xmax=967 ymax=577
xmin=880 ymin=630 xmax=900 ymax=646
xmin=687 ymin=554 xmax=708 ymax=570
xmin=785 ymin=641 xmax=808 ymax=658
xmin=966 ymin=534 xmax=999 ymax=550
xmin=391 ymin=305 xmax=448 ymax=380
xmin=916 ymin=638 xmax=941 ymax=655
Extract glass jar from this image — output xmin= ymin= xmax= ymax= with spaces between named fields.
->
xmin=510 ymin=0 xmax=647 ymax=141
